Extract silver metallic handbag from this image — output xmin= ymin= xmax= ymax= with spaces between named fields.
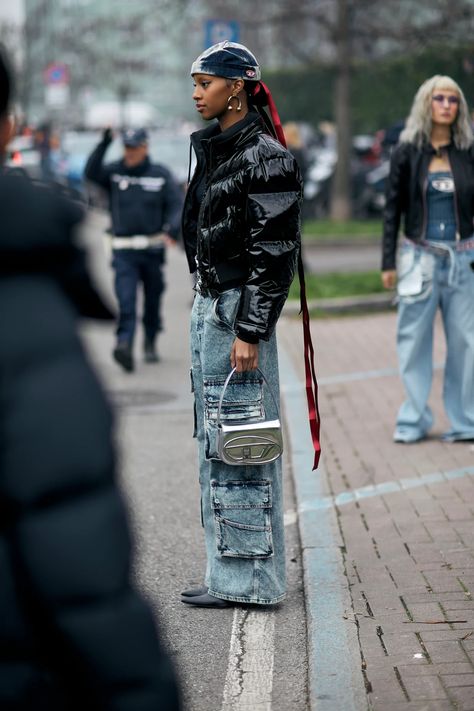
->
xmin=216 ymin=367 xmax=283 ymax=466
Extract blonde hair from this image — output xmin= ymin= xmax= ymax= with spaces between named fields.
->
xmin=400 ymin=75 xmax=473 ymax=149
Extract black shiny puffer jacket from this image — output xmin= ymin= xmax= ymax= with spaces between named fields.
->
xmin=182 ymin=112 xmax=302 ymax=343
xmin=0 ymin=172 xmax=180 ymax=711
xmin=382 ymin=141 xmax=474 ymax=270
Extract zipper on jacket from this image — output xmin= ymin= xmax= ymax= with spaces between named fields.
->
xmin=421 ymin=175 xmax=429 ymax=239
xmin=207 ymin=142 xmax=213 ymax=281
xmin=445 ymin=151 xmax=461 ymax=241
xmin=183 ymin=137 xmax=205 ymax=272
xmin=191 ymin=146 xmax=213 ymax=285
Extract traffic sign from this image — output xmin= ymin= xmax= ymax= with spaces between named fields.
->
xmin=204 ymin=20 xmax=240 ymax=48
xmin=45 ymin=84 xmax=70 ymax=108
xmin=44 ymin=63 xmax=70 ymax=85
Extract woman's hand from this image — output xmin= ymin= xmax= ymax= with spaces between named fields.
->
xmin=381 ymin=270 xmax=397 ymax=290
xmin=231 ymin=338 xmax=259 ymax=372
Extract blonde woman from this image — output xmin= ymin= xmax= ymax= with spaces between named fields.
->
xmin=382 ymin=75 xmax=474 ymax=443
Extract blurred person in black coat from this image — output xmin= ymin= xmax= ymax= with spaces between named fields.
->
xmin=0 ymin=47 xmax=180 ymax=711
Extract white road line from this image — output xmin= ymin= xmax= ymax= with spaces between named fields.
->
xmin=286 ymin=361 xmax=443 ymax=387
xmin=221 ymin=608 xmax=276 ymax=711
xmin=284 ymin=509 xmax=298 ymax=526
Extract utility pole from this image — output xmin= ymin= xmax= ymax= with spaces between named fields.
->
xmin=331 ymin=0 xmax=352 ymax=220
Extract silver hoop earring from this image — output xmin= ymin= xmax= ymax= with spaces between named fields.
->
xmin=227 ymin=94 xmax=242 ymax=112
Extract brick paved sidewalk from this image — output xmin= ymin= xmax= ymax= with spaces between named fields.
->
xmin=280 ymin=310 xmax=474 ymax=711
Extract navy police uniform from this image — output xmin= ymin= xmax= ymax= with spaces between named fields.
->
xmin=85 ymin=127 xmax=183 ymax=370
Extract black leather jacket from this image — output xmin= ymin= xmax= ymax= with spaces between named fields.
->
xmin=382 ymin=141 xmax=474 ymax=270
xmin=182 ymin=112 xmax=302 ymax=343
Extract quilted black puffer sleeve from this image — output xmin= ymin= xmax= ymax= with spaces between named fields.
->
xmin=0 ymin=174 xmax=180 ymax=711
xmin=0 ymin=286 xmax=180 ymax=710
xmin=235 ymin=148 xmax=302 ymax=343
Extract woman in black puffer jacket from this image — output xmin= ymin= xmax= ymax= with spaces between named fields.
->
xmin=180 ymin=42 xmax=302 ymax=609
xmin=0 ymin=49 xmax=180 ymax=711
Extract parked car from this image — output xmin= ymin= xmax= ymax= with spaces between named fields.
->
xmin=360 ymin=160 xmax=390 ymax=215
xmin=54 ymin=130 xmax=104 ymax=201
xmin=58 ymin=128 xmax=191 ymax=203
xmin=6 ymin=135 xmax=42 ymax=179
xmin=147 ymin=130 xmax=191 ymax=188
xmin=301 ymin=123 xmax=406 ymax=219
xmin=303 ymin=134 xmax=337 ymax=219
xmin=354 ymin=122 xmax=405 ymax=216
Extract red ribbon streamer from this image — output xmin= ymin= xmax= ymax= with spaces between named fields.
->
xmin=251 ymin=82 xmax=288 ymax=148
xmin=298 ymin=252 xmax=322 ymax=470
xmin=252 ymin=80 xmax=322 ymax=469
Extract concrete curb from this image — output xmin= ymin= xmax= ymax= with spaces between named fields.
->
xmin=279 ymin=346 xmax=369 ymax=711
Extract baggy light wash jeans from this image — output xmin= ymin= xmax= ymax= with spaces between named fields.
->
xmin=190 ymin=287 xmax=286 ymax=604
xmin=395 ymin=240 xmax=474 ymax=442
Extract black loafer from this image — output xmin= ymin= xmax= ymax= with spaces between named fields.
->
xmin=144 ymin=339 xmax=159 ymax=363
xmin=181 ymin=586 xmax=208 ymax=597
xmin=181 ymin=592 xmax=231 ymax=608
xmin=113 ymin=343 xmax=134 ymax=372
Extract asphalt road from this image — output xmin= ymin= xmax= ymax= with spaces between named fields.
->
xmin=79 ymin=211 xmax=309 ymax=711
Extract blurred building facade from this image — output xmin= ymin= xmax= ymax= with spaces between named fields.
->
xmin=23 ymin=0 xmax=204 ymax=126
xmin=22 ymin=0 xmax=323 ymax=128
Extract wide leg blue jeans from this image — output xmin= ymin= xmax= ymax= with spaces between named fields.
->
xmin=395 ymin=241 xmax=474 ymax=442
xmin=190 ymin=288 xmax=286 ymax=604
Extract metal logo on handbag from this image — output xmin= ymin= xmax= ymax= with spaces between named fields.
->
xmin=216 ymin=367 xmax=283 ymax=466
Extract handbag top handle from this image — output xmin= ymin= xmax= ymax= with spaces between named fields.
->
xmin=217 ymin=367 xmax=280 ymax=427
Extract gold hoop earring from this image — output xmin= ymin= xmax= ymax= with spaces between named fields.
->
xmin=227 ymin=94 xmax=242 ymax=112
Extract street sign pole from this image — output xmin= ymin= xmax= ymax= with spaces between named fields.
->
xmin=204 ymin=20 xmax=240 ymax=48
xmin=43 ymin=62 xmax=70 ymax=111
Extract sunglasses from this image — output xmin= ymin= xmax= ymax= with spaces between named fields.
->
xmin=432 ymin=94 xmax=460 ymax=105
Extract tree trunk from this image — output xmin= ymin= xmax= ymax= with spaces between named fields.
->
xmin=330 ymin=0 xmax=352 ymax=220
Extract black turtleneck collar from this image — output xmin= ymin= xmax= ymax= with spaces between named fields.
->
xmin=191 ymin=111 xmax=264 ymax=151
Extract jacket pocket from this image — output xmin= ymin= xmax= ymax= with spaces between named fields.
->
xmin=209 ymin=287 xmax=242 ymax=332
xmin=211 ymin=479 xmax=273 ymax=558
xmin=203 ymin=373 xmax=264 ymax=460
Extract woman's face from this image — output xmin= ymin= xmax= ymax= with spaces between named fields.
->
xmin=431 ymin=88 xmax=460 ymax=127
xmin=192 ymin=74 xmax=231 ymax=121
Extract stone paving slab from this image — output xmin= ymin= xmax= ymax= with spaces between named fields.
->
xmin=279 ymin=310 xmax=474 ymax=710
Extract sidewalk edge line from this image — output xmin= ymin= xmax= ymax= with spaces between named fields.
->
xmin=279 ymin=344 xmax=369 ymax=711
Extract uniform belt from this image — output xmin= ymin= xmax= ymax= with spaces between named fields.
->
xmin=111 ymin=234 xmax=165 ymax=250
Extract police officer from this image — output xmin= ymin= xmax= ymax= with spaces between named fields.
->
xmin=85 ymin=126 xmax=183 ymax=372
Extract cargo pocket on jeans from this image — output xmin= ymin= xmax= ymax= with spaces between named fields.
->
xmin=203 ymin=373 xmax=264 ymax=460
xmin=211 ymin=479 xmax=273 ymax=558
xmin=190 ymin=368 xmax=197 ymax=438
